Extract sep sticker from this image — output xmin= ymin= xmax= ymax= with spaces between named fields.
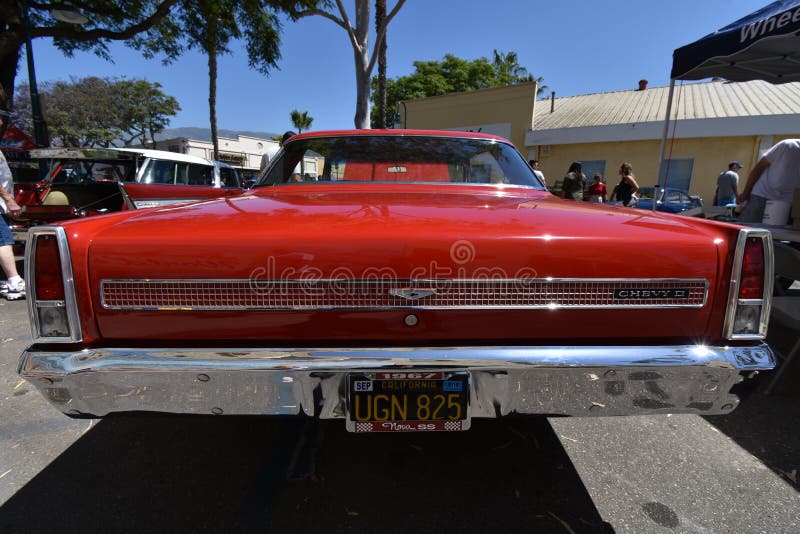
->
xmin=353 ymin=380 xmax=373 ymax=392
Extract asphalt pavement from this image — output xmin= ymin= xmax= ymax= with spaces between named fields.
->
xmin=1 ymin=295 xmax=798 ymax=533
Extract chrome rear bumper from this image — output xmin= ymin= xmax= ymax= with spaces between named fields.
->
xmin=18 ymin=344 xmax=775 ymax=418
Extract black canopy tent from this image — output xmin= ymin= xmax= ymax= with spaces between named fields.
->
xmin=656 ymin=0 xmax=800 ymax=206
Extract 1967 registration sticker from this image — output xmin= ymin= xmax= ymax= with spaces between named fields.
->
xmin=345 ymin=371 xmax=471 ymax=433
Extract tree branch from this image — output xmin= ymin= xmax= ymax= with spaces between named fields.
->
xmin=30 ymin=0 xmax=180 ymax=41
xmin=366 ymin=0 xmax=405 ymax=76
xmin=385 ymin=0 xmax=406 ymax=25
xmin=334 ymin=0 xmax=360 ymax=53
xmin=294 ymin=8 xmax=349 ymax=32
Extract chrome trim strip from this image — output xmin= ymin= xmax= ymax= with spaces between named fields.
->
xmin=18 ymin=343 xmax=775 ymax=418
xmin=99 ymin=277 xmax=709 ymax=311
xmin=25 ymin=226 xmax=83 ymax=343
xmin=19 ymin=344 xmax=775 ymax=371
xmin=131 ymin=198 xmax=202 ymax=209
xmin=723 ymin=229 xmax=773 ymax=340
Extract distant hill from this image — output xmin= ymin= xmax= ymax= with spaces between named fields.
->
xmin=155 ymin=127 xmax=281 ymax=142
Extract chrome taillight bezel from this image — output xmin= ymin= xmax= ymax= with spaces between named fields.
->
xmin=25 ymin=226 xmax=83 ymax=343
xmin=723 ymin=228 xmax=773 ymax=340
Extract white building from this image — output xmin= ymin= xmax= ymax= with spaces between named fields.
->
xmin=152 ymin=134 xmax=281 ymax=179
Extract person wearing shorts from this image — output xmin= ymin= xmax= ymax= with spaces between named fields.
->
xmin=0 ymin=109 xmax=25 ymax=300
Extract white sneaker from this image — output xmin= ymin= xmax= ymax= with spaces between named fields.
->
xmin=4 ymin=280 xmax=25 ymax=301
xmin=0 ymin=282 xmax=7 ymax=295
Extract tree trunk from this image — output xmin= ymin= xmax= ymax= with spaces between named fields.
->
xmin=0 ymin=45 xmax=20 ymax=114
xmin=354 ymin=50 xmax=371 ymax=129
xmin=352 ymin=0 xmax=370 ymax=129
xmin=208 ymin=31 xmax=219 ymax=160
xmin=375 ymin=0 xmax=387 ymax=129
xmin=0 ymin=4 xmax=23 ymax=114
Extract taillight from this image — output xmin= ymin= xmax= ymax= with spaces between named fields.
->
xmin=739 ymin=238 xmax=764 ymax=299
xmin=34 ymin=234 xmax=66 ymax=300
xmin=25 ymin=227 xmax=82 ymax=342
xmin=724 ymin=229 xmax=773 ymax=340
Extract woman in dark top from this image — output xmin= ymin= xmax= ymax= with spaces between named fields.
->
xmin=613 ymin=162 xmax=639 ymax=206
xmin=562 ymin=161 xmax=586 ymax=201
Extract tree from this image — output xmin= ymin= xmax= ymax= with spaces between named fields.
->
xmin=290 ymin=109 xmax=313 ymax=133
xmin=0 ymin=1 xmax=179 ymax=115
xmin=492 ymin=50 xmax=546 ymax=92
xmin=374 ymin=0 xmax=387 ymax=128
xmin=371 ymin=51 xmax=546 ymax=127
xmin=133 ymin=1 xmax=319 ymax=160
xmin=134 ymin=1 xmax=273 ymax=160
xmin=13 ymin=76 xmax=179 ymax=147
xmin=293 ymin=0 xmax=407 ymax=129
xmin=115 ymin=79 xmax=181 ymax=146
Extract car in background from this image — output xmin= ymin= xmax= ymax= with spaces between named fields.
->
xmin=17 ymin=130 xmax=774 ymax=433
xmin=632 ymin=186 xmax=703 ymax=213
xmin=8 ymin=147 xmax=244 ymax=255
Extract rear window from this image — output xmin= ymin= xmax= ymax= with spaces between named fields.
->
xmin=257 ymin=135 xmax=545 ymax=189
xmin=45 ymin=159 xmax=134 ymax=183
xmin=140 ymin=160 xmax=214 ymax=186
xmin=218 ymin=166 xmax=241 ymax=187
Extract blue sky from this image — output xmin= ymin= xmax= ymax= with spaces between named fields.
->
xmin=29 ymin=0 xmax=771 ymax=133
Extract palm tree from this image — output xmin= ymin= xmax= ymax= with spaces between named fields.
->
xmin=491 ymin=50 xmax=547 ymax=95
xmin=289 ymin=109 xmax=313 ymax=177
xmin=375 ymin=0 xmax=387 ymax=128
xmin=290 ymin=109 xmax=313 ymax=133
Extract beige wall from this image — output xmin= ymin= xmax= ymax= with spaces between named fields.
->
xmin=536 ymin=134 xmax=800 ymax=203
xmin=400 ymin=82 xmax=537 ymax=151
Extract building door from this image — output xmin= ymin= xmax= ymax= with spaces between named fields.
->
xmin=580 ymin=160 xmax=607 ymax=187
xmin=659 ymin=158 xmax=694 ymax=191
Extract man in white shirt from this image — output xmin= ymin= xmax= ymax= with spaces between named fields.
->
xmin=738 ymin=139 xmax=800 ymax=223
xmin=0 ymin=109 xmax=25 ymax=300
xmin=528 ymin=159 xmax=546 ymax=185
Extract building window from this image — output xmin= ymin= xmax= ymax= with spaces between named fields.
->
xmin=580 ymin=160 xmax=607 ymax=185
xmin=659 ymin=158 xmax=694 ymax=191
xmin=168 ymin=144 xmax=180 ymax=153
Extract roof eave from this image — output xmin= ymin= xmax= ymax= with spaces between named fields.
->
xmin=525 ymin=113 xmax=800 ymax=146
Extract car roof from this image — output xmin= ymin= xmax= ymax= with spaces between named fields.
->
xmin=114 ymin=147 xmax=215 ymax=166
xmin=289 ymin=129 xmax=510 ymax=143
xmin=28 ymin=147 xmax=138 ymax=160
xmin=213 ymin=160 xmax=236 ymax=170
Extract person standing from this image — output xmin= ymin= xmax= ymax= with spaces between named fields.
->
xmin=561 ymin=161 xmax=586 ymax=201
xmin=714 ymin=161 xmax=742 ymax=206
xmin=586 ymin=173 xmax=607 ymax=203
xmin=0 ymin=109 xmax=25 ymax=300
xmin=612 ymin=162 xmax=639 ymax=206
xmin=528 ymin=159 xmax=546 ymax=185
xmin=738 ymin=139 xmax=800 ymax=223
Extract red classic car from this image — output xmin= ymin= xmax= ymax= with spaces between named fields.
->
xmin=8 ymin=147 xmax=243 ymax=255
xmin=17 ymin=130 xmax=775 ymax=433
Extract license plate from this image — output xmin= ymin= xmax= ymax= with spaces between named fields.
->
xmin=346 ymin=371 xmax=470 ymax=433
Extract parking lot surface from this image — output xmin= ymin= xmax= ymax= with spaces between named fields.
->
xmin=1 ymin=296 xmax=798 ymax=533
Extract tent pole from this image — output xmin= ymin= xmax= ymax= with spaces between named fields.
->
xmin=655 ymin=79 xmax=676 ymax=211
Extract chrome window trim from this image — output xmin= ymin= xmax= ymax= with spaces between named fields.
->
xmin=25 ymin=226 xmax=83 ymax=343
xmin=723 ymin=228 xmax=773 ymax=340
xmin=260 ymin=133 xmax=548 ymax=191
xmin=100 ymin=277 xmax=709 ymax=311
